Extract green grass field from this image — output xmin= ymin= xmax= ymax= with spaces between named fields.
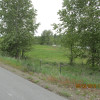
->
xmin=26 ymin=45 xmax=86 ymax=64
xmin=26 ymin=45 xmax=68 ymax=63
xmin=0 ymin=45 xmax=100 ymax=86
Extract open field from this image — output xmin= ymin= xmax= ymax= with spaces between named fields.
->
xmin=26 ymin=45 xmax=69 ymax=63
xmin=26 ymin=45 xmax=87 ymax=64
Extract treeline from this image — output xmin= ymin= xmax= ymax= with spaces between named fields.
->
xmin=34 ymin=30 xmax=62 ymax=45
xmin=53 ymin=0 xmax=100 ymax=68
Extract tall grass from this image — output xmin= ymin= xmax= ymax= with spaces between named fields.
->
xmin=0 ymin=55 xmax=100 ymax=85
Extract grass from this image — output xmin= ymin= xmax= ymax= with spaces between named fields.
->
xmin=26 ymin=45 xmax=87 ymax=64
xmin=59 ymin=91 xmax=71 ymax=97
xmin=44 ymin=85 xmax=49 ymax=89
xmin=0 ymin=45 xmax=100 ymax=86
xmin=34 ymin=80 xmax=39 ymax=83
xmin=0 ymin=56 xmax=22 ymax=69
xmin=27 ymin=76 xmax=33 ymax=81
xmin=26 ymin=45 xmax=69 ymax=63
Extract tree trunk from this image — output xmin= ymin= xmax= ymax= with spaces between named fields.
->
xmin=91 ymin=53 xmax=95 ymax=67
xmin=70 ymin=44 xmax=73 ymax=65
xmin=15 ymin=49 xmax=19 ymax=59
xmin=21 ymin=49 xmax=24 ymax=59
xmin=91 ymin=46 xmax=95 ymax=68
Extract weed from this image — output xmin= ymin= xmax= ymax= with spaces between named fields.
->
xmin=27 ymin=77 xmax=33 ymax=82
xmin=45 ymin=85 xmax=49 ymax=89
xmin=47 ymin=76 xmax=58 ymax=84
xmin=34 ymin=80 xmax=39 ymax=83
xmin=59 ymin=91 xmax=71 ymax=97
xmin=76 ymin=90 xmax=80 ymax=95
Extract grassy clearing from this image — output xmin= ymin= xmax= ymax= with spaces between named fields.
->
xmin=26 ymin=45 xmax=87 ymax=64
xmin=26 ymin=45 xmax=69 ymax=63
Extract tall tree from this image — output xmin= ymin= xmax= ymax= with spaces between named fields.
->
xmin=56 ymin=0 xmax=79 ymax=64
xmin=0 ymin=0 xmax=38 ymax=58
xmin=56 ymin=0 xmax=100 ymax=67
xmin=76 ymin=0 xmax=100 ymax=67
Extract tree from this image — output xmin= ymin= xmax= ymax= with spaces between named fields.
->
xmin=0 ymin=0 xmax=39 ymax=58
xmin=40 ymin=30 xmax=53 ymax=45
xmin=56 ymin=0 xmax=79 ymax=64
xmin=56 ymin=0 xmax=100 ymax=67
xmin=53 ymin=34 xmax=62 ymax=45
xmin=34 ymin=36 xmax=41 ymax=44
xmin=76 ymin=0 xmax=100 ymax=67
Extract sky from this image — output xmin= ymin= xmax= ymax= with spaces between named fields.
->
xmin=31 ymin=0 xmax=62 ymax=36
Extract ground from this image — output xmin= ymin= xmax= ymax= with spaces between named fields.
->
xmin=0 ymin=62 xmax=100 ymax=100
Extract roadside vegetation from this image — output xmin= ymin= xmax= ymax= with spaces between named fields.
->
xmin=0 ymin=45 xmax=100 ymax=99
xmin=0 ymin=45 xmax=100 ymax=85
xmin=0 ymin=0 xmax=100 ymax=100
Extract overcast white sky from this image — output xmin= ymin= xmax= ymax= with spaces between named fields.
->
xmin=31 ymin=0 xmax=62 ymax=36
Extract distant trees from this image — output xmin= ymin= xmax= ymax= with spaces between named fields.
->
xmin=40 ymin=30 xmax=53 ymax=45
xmin=34 ymin=30 xmax=62 ymax=46
xmin=34 ymin=36 xmax=41 ymax=44
xmin=53 ymin=34 xmax=62 ymax=45
xmin=34 ymin=33 xmax=62 ymax=46
xmin=0 ymin=0 xmax=39 ymax=58
xmin=54 ymin=0 xmax=100 ymax=67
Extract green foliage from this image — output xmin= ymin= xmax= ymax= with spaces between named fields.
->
xmin=40 ymin=30 xmax=53 ymax=45
xmin=34 ymin=34 xmax=62 ymax=46
xmin=0 ymin=0 xmax=39 ymax=58
xmin=34 ymin=36 xmax=41 ymax=44
xmin=76 ymin=0 xmax=100 ymax=67
xmin=55 ymin=0 xmax=100 ymax=67
xmin=53 ymin=34 xmax=62 ymax=45
xmin=56 ymin=0 xmax=80 ymax=64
